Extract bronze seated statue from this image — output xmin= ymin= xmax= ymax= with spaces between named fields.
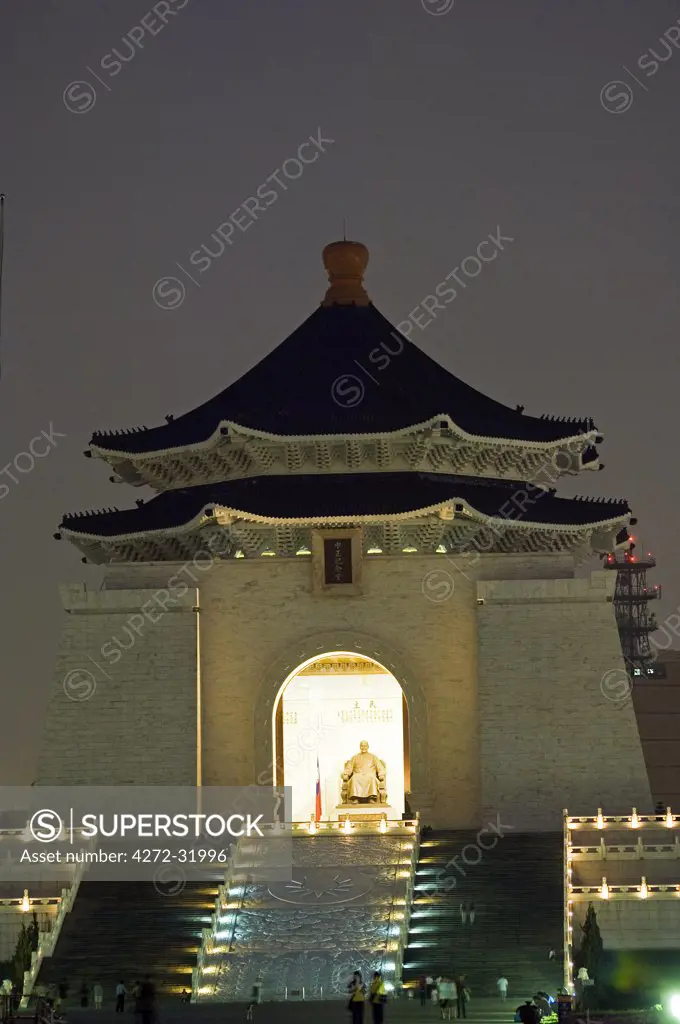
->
xmin=340 ymin=740 xmax=387 ymax=804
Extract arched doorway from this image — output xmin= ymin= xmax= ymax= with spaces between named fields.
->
xmin=272 ymin=652 xmax=410 ymax=821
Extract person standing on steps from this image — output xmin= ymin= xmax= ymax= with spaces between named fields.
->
xmin=418 ymin=977 xmax=427 ymax=1006
xmin=52 ymin=984 xmax=62 ymax=1015
xmin=455 ymin=976 xmax=469 ymax=1019
xmin=93 ymin=982 xmax=103 ymax=1009
xmin=139 ymin=974 xmax=156 ymax=1024
xmin=132 ymin=979 xmax=142 ymax=1020
xmin=115 ymin=981 xmax=126 ymax=1013
xmin=348 ymin=970 xmax=366 ymax=1024
xmin=369 ymin=971 xmax=386 ymax=1024
xmin=497 ymin=976 xmax=508 ymax=1002
xmin=438 ymin=977 xmax=454 ymax=1020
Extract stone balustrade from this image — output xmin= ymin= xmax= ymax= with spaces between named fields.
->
xmin=20 ymin=865 xmax=85 ymax=1007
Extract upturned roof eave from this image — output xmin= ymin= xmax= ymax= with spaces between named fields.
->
xmin=89 ymin=416 xmax=602 ymax=462
xmin=59 ymin=502 xmax=631 ymax=546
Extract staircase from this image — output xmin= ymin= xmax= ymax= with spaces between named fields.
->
xmin=196 ymin=828 xmax=418 ymax=1001
xmin=37 ymin=876 xmax=221 ymax=1001
xmin=402 ymin=831 xmax=563 ymax=999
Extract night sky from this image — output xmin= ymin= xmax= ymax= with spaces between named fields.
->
xmin=1 ymin=0 xmax=678 ymax=784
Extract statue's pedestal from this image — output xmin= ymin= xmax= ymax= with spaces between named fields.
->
xmin=335 ymin=804 xmax=398 ymax=824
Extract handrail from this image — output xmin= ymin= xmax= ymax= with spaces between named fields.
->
xmin=379 ymin=816 xmax=419 ymax=991
xmin=20 ymin=863 xmax=85 ymax=1008
xmin=193 ymin=838 xmax=246 ymax=1000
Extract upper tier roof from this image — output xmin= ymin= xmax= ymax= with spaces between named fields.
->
xmin=90 ymin=243 xmax=596 ymax=456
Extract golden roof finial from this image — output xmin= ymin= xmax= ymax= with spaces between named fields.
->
xmin=322 ymin=240 xmax=370 ymax=307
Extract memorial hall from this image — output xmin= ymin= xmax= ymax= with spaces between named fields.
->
xmin=23 ymin=241 xmax=662 ymax=1002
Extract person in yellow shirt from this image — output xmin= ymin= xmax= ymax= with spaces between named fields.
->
xmin=348 ymin=971 xmax=366 ymax=1024
xmin=369 ymin=971 xmax=387 ymax=1024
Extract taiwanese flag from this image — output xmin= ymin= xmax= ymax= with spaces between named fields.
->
xmin=315 ymin=755 xmax=322 ymax=822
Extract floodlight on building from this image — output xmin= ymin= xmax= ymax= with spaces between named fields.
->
xmin=600 ymin=878 xmax=609 ymax=900
xmin=21 ymin=890 xmax=29 ymax=913
xmin=379 ymin=818 xmax=387 ymax=834
xmin=343 ymin=817 xmax=352 ymax=834
xmin=666 ymin=808 xmax=675 ymax=828
xmin=308 ymin=818 xmax=317 ymax=835
xmin=597 ymin=808 xmax=604 ymax=829
xmin=666 ymin=994 xmax=680 ymax=1020
xmin=631 ymin=808 xmax=640 ymax=828
xmin=640 ymin=876 xmax=648 ymax=899
xmin=295 ymin=546 xmax=311 ymax=556
xmin=367 ymin=547 xmax=383 ymax=554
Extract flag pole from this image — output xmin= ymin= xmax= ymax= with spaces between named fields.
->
xmin=315 ymin=754 xmax=323 ymax=823
xmin=0 ymin=193 xmax=5 ymax=380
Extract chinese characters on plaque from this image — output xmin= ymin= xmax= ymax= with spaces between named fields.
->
xmin=312 ymin=529 xmax=362 ymax=595
xmin=338 ymin=700 xmax=394 ymax=724
xmin=324 ymin=537 xmax=353 ymax=585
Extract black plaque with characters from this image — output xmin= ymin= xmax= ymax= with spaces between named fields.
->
xmin=324 ymin=537 xmax=353 ymax=585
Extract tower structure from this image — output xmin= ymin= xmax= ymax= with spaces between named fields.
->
xmin=604 ymin=544 xmax=662 ymax=679
xmin=41 ymin=240 xmax=653 ymax=829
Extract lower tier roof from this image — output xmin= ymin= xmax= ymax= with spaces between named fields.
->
xmin=58 ymin=473 xmax=633 ymax=564
xmin=61 ymin=472 xmax=631 ymax=537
